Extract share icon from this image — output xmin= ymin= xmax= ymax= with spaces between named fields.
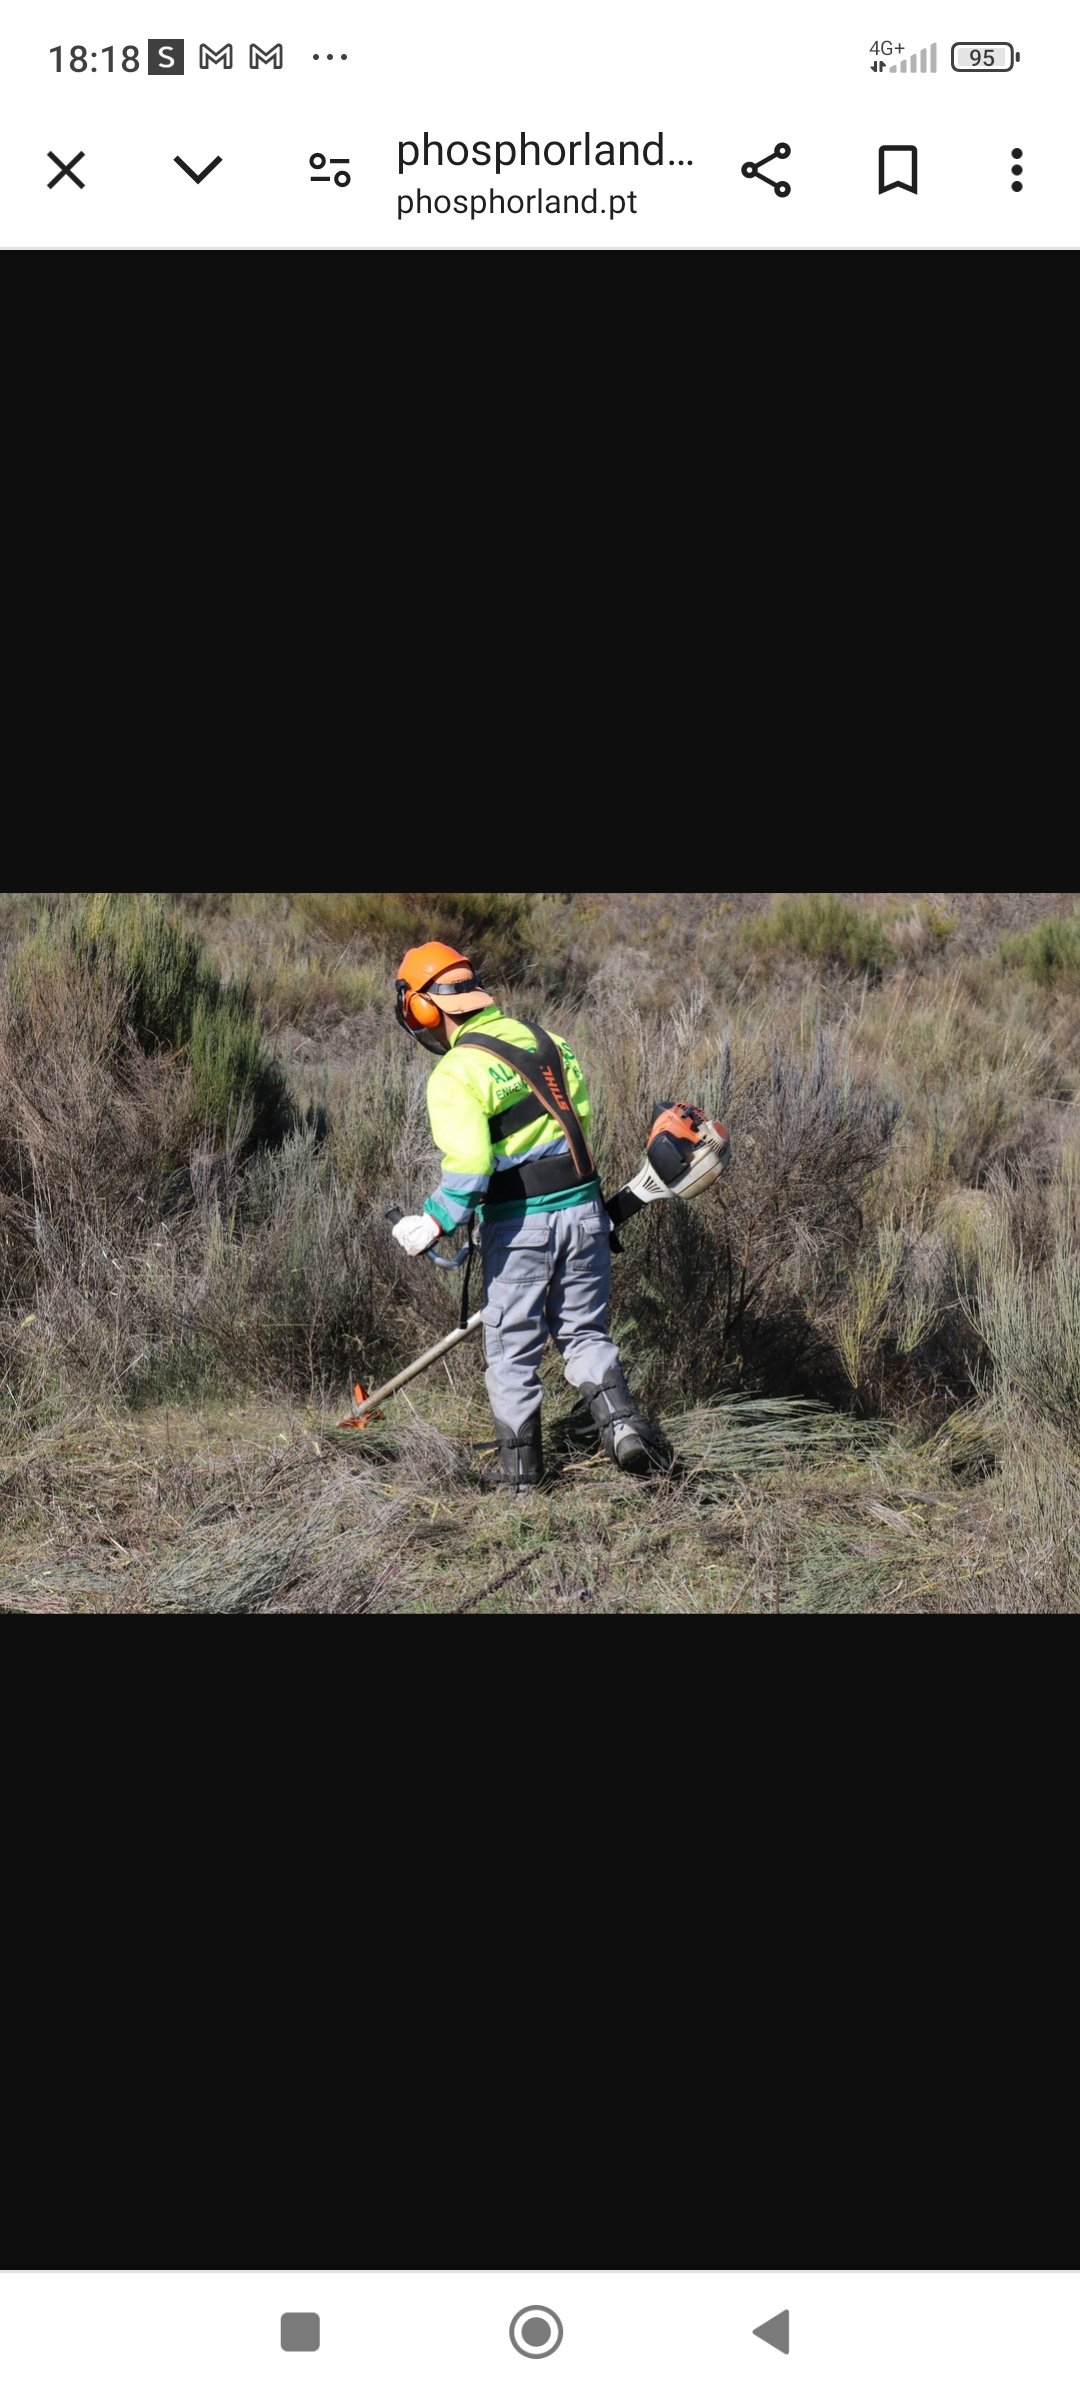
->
xmin=740 ymin=142 xmax=791 ymax=196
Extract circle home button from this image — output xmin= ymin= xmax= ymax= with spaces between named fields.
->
xmin=509 ymin=2309 xmax=564 ymax=2358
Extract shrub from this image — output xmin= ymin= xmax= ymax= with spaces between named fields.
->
xmin=50 ymin=892 xmax=289 ymax=1149
xmin=960 ymin=1213 xmax=1080 ymax=1604
xmin=885 ymin=900 xmax=958 ymax=959
xmin=252 ymin=957 xmax=381 ymax=1032
xmin=1000 ymin=911 xmax=1080 ymax=984
xmin=746 ymin=893 xmax=898 ymax=978
xmin=920 ymin=900 xmax=959 ymax=950
xmin=0 ymin=946 xmax=171 ymax=1242
xmin=830 ymin=1216 xmax=954 ymax=1407
xmin=71 ymin=890 xmax=214 ymax=1047
xmin=0 ymin=944 xmax=185 ymax=1407
xmin=187 ymin=985 xmax=288 ymax=1147
xmin=288 ymin=892 xmax=538 ymax=982
xmin=134 ymin=1128 xmax=371 ymax=1400
xmin=129 ymin=1118 xmax=464 ymax=1407
xmin=970 ymin=1218 xmax=1080 ymax=1439
xmin=583 ymin=1012 xmax=901 ymax=1408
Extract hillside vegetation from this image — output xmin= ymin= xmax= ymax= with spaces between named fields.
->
xmin=3 ymin=889 xmax=1080 ymax=1612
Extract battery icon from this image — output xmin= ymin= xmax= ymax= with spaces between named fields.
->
xmin=951 ymin=41 xmax=1018 ymax=66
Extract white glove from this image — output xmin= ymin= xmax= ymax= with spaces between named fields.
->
xmin=392 ymin=1213 xmax=442 ymax=1257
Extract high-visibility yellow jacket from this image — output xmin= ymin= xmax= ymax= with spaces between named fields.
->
xmin=421 ymin=1004 xmax=600 ymax=1229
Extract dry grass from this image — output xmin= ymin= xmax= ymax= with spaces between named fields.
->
xmin=1 ymin=1382 xmax=1072 ymax=1615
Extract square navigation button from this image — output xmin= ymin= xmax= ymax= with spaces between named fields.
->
xmin=281 ymin=2317 xmax=320 ymax=2353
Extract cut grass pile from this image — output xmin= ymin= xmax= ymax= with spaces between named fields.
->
xmin=2 ymin=1386 xmax=1071 ymax=1615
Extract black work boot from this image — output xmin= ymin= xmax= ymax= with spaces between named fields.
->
xmin=578 ymin=1368 xmax=668 ymax=1473
xmin=480 ymin=1410 xmax=544 ymax=1493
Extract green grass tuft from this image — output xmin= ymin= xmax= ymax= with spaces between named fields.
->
xmin=1000 ymin=911 xmax=1080 ymax=984
xmin=42 ymin=892 xmax=289 ymax=1148
xmin=288 ymin=891 xmax=539 ymax=981
xmin=746 ymin=893 xmax=898 ymax=978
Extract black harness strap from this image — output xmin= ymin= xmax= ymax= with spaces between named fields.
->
xmin=486 ymin=1155 xmax=596 ymax=1207
xmin=455 ymin=1020 xmax=596 ymax=1184
xmin=488 ymin=1089 xmax=547 ymax=1144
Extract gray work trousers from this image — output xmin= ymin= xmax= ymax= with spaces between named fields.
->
xmin=479 ymin=1198 xmax=623 ymax=1438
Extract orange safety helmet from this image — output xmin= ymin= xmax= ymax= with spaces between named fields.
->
xmin=394 ymin=942 xmax=494 ymax=1048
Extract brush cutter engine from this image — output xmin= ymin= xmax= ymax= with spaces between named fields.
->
xmin=647 ymin=1102 xmax=729 ymax=1190
xmin=607 ymin=1102 xmax=730 ymax=1228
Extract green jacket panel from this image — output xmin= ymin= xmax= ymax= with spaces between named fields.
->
xmin=421 ymin=1005 xmax=596 ymax=1229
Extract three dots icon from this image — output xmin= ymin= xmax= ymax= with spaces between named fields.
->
xmin=1010 ymin=146 xmax=1022 ymax=190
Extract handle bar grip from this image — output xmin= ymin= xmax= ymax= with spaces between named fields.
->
xmin=384 ymin=1206 xmax=469 ymax=1270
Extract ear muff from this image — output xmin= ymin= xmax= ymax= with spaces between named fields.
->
xmin=394 ymin=979 xmax=447 ymax=1041
xmin=395 ymin=967 xmax=485 ymax=1036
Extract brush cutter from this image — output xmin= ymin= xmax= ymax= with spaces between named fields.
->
xmin=606 ymin=1103 xmax=730 ymax=1227
xmin=337 ymin=1102 xmax=730 ymax=1428
xmin=337 ymin=1310 xmax=486 ymax=1428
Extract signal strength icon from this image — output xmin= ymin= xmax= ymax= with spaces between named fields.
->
xmin=890 ymin=41 xmax=937 ymax=67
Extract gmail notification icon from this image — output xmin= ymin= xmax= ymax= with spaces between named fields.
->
xmin=879 ymin=144 xmax=918 ymax=192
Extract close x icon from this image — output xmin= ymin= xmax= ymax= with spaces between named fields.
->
xmin=45 ymin=147 xmax=227 ymax=183
xmin=47 ymin=147 xmax=85 ymax=184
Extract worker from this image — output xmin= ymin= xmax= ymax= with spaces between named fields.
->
xmin=390 ymin=942 xmax=666 ymax=1492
